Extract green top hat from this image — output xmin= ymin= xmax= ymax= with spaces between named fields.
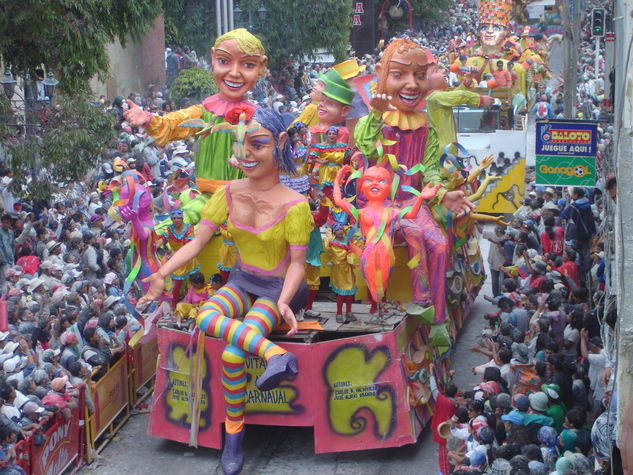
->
xmin=319 ymin=69 xmax=354 ymax=106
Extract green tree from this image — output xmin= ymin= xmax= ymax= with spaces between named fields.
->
xmin=3 ymin=94 xmax=115 ymax=202
xmin=374 ymin=0 xmax=455 ymax=37
xmin=162 ymin=0 xmax=216 ymax=57
xmin=0 ymin=0 xmax=162 ymax=93
xmin=410 ymin=0 xmax=455 ymax=23
xmin=248 ymin=0 xmax=352 ymax=69
xmin=170 ymin=67 xmax=219 ymax=106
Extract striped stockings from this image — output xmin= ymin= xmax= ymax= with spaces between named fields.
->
xmin=195 ymin=284 xmax=286 ymax=433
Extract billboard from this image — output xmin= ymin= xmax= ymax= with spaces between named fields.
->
xmin=535 ymin=120 xmax=597 ymax=187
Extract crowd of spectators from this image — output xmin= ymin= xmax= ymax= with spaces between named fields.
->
xmin=430 ymin=177 xmax=615 ymax=475
xmin=0 ymin=0 xmax=617 ymax=473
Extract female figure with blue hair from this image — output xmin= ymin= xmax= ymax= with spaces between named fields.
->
xmin=139 ymin=108 xmax=311 ymax=475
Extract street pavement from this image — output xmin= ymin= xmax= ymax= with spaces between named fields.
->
xmin=80 ymin=239 xmax=496 ymax=475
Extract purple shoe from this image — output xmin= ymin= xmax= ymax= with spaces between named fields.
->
xmin=221 ymin=429 xmax=245 ymax=475
xmin=255 ymin=352 xmax=298 ymax=391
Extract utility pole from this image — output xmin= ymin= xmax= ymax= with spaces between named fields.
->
xmin=562 ymin=0 xmax=583 ymax=118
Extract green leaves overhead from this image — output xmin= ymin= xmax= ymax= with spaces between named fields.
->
xmin=4 ymin=94 xmax=115 ymax=202
xmin=257 ymin=0 xmax=352 ymax=68
xmin=0 ymin=0 xmax=162 ymax=93
xmin=162 ymin=0 xmax=217 ymax=57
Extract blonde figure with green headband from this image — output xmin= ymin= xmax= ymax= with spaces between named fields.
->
xmin=124 ymin=29 xmax=268 ymax=193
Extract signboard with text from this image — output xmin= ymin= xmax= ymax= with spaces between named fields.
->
xmin=535 ymin=120 xmax=597 ymax=187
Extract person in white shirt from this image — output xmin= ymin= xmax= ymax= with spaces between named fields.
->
xmin=580 ymin=329 xmax=607 ymax=415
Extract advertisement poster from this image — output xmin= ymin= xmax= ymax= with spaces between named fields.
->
xmin=535 ymin=120 xmax=597 ymax=187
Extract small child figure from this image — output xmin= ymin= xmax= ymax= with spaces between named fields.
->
xmin=325 ymin=222 xmax=358 ymax=323
xmin=209 ymin=273 xmax=223 ymax=291
xmin=174 ymin=271 xmax=214 ymax=329
xmin=309 ymin=126 xmax=349 ymax=198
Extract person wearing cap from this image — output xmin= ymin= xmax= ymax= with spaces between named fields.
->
xmin=89 ymin=213 xmax=105 ymax=234
xmin=42 ymin=375 xmax=77 ymax=420
xmin=44 ymin=240 xmax=64 ymax=264
xmin=513 ymin=197 xmax=532 ymax=221
xmin=501 ymin=410 xmax=532 ymax=445
xmin=523 ymin=258 xmax=548 ymax=292
xmin=524 ymin=391 xmax=554 ymax=431
xmin=47 ymin=263 xmax=64 ymax=288
xmin=124 ymin=29 xmax=269 ymax=192
xmin=0 ymin=385 xmax=42 ymax=435
xmin=541 ymin=383 xmax=567 ymax=433
xmin=580 ymin=328 xmax=607 ymax=415
xmin=1 ymin=267 xmax=21 ymax=296
xmin=487 ymin=458 xmax=511 ymax=475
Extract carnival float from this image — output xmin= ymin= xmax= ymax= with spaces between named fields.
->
xmin=113 ymin=1 xmax=554 ymax=472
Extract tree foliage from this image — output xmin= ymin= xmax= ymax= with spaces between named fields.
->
xmin=170 ymin=68 xmax=219 ymax=106
xmin=162 ymin=0 xmax=353 ymax=69
xmin=375 ymin=0 xmax=455 ymax=37
xmin=257 ymin=0 xmax=353 ymax=68
xmin=0 ymin=0 xmax=162 ymax=93
xmin=162 ymin=0 xmax=216 ymax=58
xmin=2 ymin=94 xmax=115 ymax=202
xmin=410 ymin=0 xmax=455 ymax=24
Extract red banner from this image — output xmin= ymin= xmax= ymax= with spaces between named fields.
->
xmin=30 ymin=409 xmax=81 ymax=475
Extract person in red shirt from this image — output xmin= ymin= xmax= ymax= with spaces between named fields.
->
xmin=540 ymin=216 xmax=564 ymax=256
xmin=15 ymin=247 xmax=40 ymax=276
xmin=507 ymin=61 xmax=519 ymax=89
xmin=492 ymin=60 xmax=512 ymax=88
xmin=429 ymin=363 xmax=458 ymax=475
xmin=550 ymin=248 xmax=579 ymax=289
xmin=526 ymin=261 xmax=548 ymax=292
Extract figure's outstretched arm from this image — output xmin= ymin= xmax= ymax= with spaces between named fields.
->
xmin=139 ymin=222 xmax=216 ymax=304
xmin=467 ymin=175 xmax=501 ymax=202
xmin=333 ymin=165 xmax=357 ymax=219
xmin=470 ymin=213 xmax=508 ymax=226
xmin=466 ymin=154 xmax=494 ymax=184
xmin=125 ymin=99 xmax=201 ymax=146
xmin=402 ymin=183 xmax=442 ymax=219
